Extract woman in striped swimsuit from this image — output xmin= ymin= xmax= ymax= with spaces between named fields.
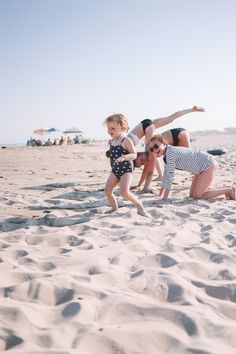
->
xmin=148 ymin=134 xmax=235 ymax=201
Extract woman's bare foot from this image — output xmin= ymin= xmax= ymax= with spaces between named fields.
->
xmin=225 ymin=187 xmax=235 ymax=200
xmin=192 ymin=106 xmax=205 ymax=112
xmin=153 ymin=176 xmax=162 ymax=181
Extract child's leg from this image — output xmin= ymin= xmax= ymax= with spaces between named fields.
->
xmin=119 ymin=173 xmax=146 ymax=215
xmin=189 ymin=175 xmax=197 ymax=197
xmin=191 ymin=162 xmax=216 ymax=199
xmin=191 ymin=161 xmax=234 ymax=200
xmin=104 ymin=173 xmax=119 ymax=211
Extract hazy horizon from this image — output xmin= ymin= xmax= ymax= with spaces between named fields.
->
xmin=1 ymin=0 xmax=236 ymax=144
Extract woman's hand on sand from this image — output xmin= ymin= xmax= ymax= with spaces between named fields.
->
xmin=130 ymin=185 xmax=139 ymax=190
xmin=140 ymin=188 xmax=154 ymax=194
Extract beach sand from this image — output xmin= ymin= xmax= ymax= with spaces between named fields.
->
xmin=0 ymin=132 xmax=236 ymax=354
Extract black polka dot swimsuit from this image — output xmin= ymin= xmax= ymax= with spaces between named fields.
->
xmin=110 ymin=138 xmax=133 ymax=178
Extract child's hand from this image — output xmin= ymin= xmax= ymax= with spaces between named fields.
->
xmin=114 ymin=156 xmax=125 ymax=163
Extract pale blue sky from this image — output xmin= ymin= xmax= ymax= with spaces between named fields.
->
xmin=1 ymin=0 xmax=236 ymax=144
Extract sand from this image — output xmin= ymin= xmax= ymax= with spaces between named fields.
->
xmin=0 ymin=132 xmax=236 ymax=354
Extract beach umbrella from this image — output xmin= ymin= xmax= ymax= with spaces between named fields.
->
xmin=63 ymin=127 xmax=83 ymax=134
xmin=33 ymin=128 xmax=50 ymax=135
xmin=47 ymin=127 xmax=61 ymax=132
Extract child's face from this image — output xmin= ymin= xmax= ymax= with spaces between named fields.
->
xmin=107 ymin=121 xmax=124 ymax=139
xmin=149 ymin=140 xmax=164 ymax=156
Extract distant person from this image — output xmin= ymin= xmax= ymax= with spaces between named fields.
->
xmin=35 ymin=139 xmax=42 ymax=146
xmin=148 ymin=134 xmax=235 ymax=201
xmin=26 ymin=137 xmax=34 ymax=147
xmin=104 ymin=113 xmax=149 ymax=217
xmin=133 ymin=128 xmax=191 ymax=191
xmin=59 ymin=136 xmax=65 ymax=145
xmin=74 ymin=134 xmax=82 ymax=144
xmin=67 ymin=136 xmax=73 ymax=145
xmin=44 ymin=138 xmax=52 ymax=146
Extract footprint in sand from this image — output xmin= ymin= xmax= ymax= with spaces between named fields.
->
xmin=225 ymin=234 xmax=236 ymax=247
xmin=36 ymin=334 xmax=52 ymax=348
xmin=155 ymin=253 xmax=177 ymax=268
xmin=213 ymin=269 xmax=235 ymax=281
xmin=61 ymin=302 xmax=81 ymax=318
xmin=193 ymin=280 xmax=236 ymax=302
xmin=25 ymin=235 xmax=44 ymax=245
xmin=1 ymin=332 xmax=23 ymax=351
xmin=210 ymin=252 xmax=225 ymax=264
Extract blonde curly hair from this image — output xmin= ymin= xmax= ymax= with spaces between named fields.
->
xmin=150 ymin=134 xmax=165 ymax=144
xmin=104 ymin=114 xmax=129 ymax=132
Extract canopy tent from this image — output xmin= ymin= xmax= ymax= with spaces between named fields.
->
xmin=63 ymin=127 xmax=83 ymax=134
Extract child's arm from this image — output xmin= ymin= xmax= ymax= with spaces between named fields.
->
xmin=115 ymin=137 xmax=137 ymax=163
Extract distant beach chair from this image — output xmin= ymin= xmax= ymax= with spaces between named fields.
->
xmin=207 ymin=149 xmax=227 ymax=156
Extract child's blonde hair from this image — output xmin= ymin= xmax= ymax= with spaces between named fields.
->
xmin=104 ymin=114 xmax=129 ymax=132
xmin=150 ymin=134 xmax=166 ymax=144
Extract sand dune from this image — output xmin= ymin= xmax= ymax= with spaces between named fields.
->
xmin=0 ymin=134 xmax=235 ymax=353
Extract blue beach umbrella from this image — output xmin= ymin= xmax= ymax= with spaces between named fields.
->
xmin=47 ymin=127 xmax=61 ymax=132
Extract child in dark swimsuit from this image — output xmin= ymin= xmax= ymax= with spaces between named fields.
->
xmin=104 ymin=114 xmax=149 ymax=217
xmin=110 ymin=138 xmax=133 ymax=177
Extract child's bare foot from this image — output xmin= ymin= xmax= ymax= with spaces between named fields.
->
xmin=105 ymin=208 xmax=118 ymax=214
xmin=137 ymin=207 xmax=151 ymax=218
xmin=192 ymin=105 xmax=205 ymax=112
xmin=225 ymin=187 xmax=235 ymax=200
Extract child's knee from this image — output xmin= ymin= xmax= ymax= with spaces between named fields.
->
xmin=105 ymin=185 xmax=112 ymax=196
xmin=120 ymin=190 xmax=129 ymax=199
